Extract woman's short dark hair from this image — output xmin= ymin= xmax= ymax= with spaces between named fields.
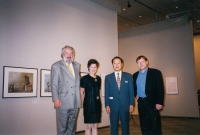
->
xmin=136 ymin=55 xmax=148 ymax=63
xmin=87 ymin=59 xmax=99 ymax=68
xmin=111 ymin=56 xmax=124 ymax=64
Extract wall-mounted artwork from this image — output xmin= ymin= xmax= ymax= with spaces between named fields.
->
xmin=100 ymin=73 xmax=106 ymax=97
xmin=166 ymin=77 xmax=178 ymax=94
xmin=3 ymin=66 xmax=38 ymax=98
xmin=40 ymin=69 xmax=51 ymax=97
xmin=80 ymin=72 xmax=88 ymax=77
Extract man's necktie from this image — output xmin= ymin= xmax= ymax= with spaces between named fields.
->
xmin=67 ymin=64 xmax=74 ymax=76
xmin=117 ymin=73 xmax=121 ymax=89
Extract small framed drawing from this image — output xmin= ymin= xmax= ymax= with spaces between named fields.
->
xmin=100 ymin=73 xmax=107 ymax=97
xmin=3 ymin=66 xmax=38 ymax=98
xmin=166 ymin=77 xmax=178 ymax=94
xmin=80 ymin=72 xmax=88 ymax=77
xmin=40 ymin=69 xmax=51 ymax=97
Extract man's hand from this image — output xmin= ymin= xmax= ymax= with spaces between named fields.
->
xmin=106 ymin=106 xmax=110 ymax=115
xmin=129 ymin=105 xmax=133 ymax=112
xmin=54 ymin=99 xmax=61 ymax=108
xmin=155 ymin=104 xmax=162 ymax=110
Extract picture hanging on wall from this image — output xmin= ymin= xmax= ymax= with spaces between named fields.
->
xmin=100 ymin=73 xmax=107 ymax=97
xmin=166 ymin=77 xmax=178 ymax=94
xmin=3 ymin=66 xmax=38 ymax=98
xmin=80 ymin=72 xmax=88 ymax=78
xmin=40 ymin=69 xmax=51 ymax=97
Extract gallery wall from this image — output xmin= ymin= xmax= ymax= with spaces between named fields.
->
xmin=118 ymin=16 xmax=199 ymax=117
xmin=194 ymin=35 xmax=200 ymax=90
xmin=0 ymin=0 xmax=118 ymax=134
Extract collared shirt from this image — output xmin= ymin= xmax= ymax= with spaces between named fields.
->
xmin=136 ymin=67 xmax=148 ymax=97
xmin=114 ymin=71 xmax=122 ymax=81
xmin=66 ymin=62 xmax=75 ymax=77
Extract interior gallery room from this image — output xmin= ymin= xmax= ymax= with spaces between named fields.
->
xmin=0 ymin=0 xmax=200 ymax=135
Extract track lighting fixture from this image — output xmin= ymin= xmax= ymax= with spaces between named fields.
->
xmin=127 ymin=1 xmax=131 ymax=8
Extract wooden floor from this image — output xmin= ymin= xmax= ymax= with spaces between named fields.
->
xmin=76 ymin=113 xmax=200 ymax=135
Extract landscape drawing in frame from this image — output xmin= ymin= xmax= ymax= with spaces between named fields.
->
xmin=40 ymin=69 xmax=51 ymax=97
xmin=3 ymin=66 xmax=38 ymax=98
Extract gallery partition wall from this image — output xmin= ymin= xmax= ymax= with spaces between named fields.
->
xmin=0 ymin=0 xmax=119 ymax=134
xmin=119 ymin=15 xmax=199 ymax=118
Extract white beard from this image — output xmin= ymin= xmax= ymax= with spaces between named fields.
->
xmin=64 ymin=57 xmax=73 ymax=64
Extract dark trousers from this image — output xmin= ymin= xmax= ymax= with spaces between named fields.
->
xmin=138 ymin=97 xmax=162 ymax=135
xmin=110 ymin=111 xmax=130 ymax=135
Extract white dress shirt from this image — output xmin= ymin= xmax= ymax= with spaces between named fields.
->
xmin=114 ymin=71 xmax=122 ymax=81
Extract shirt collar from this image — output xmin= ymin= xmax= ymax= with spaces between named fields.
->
xmin=114 ymin=71 xmax=122 ymax=77
xmin=139 ymin=67 xmax=148 ymax=74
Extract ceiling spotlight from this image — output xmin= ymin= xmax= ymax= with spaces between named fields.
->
xmin=127 ymin=1 xmax=131 ymax=8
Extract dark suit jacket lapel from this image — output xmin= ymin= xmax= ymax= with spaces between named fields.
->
xmin=120 ymin=72 xmax=125 ymax=89
xmin=134 ymin=72 xmax=139 ymax=96
xmin=134 ymin=72 xmax=139 ymax=82
xmin=111 ymin=72 xmax=119 ymax=90
xmin=61 ymin=59 xmax=75 ymax=80
xmin=145 ymin=68 xmax=152 ymax=92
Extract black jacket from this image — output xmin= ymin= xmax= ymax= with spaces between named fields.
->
xmin=133 ymin=68 xmax=164 ymax=107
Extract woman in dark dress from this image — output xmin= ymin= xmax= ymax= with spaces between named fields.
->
xmin=80 ymin=59 xmax=101 ymax=135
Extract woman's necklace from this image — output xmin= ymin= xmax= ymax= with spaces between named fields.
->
xmin=90 ymin=73 xmax=97 ymax=82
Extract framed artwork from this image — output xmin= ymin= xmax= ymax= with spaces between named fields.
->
xmin=80 ymin=72 xmax=88 ymax=78
xmin=166 ymin=77 xmax=178 ymax=94
xmin=100 ymin=73 xmax=107 ymax=97
xmin=40 ymin=69 xmax=51 ymax=97
xmin=3 ymin=66 xmax=38 ymax=98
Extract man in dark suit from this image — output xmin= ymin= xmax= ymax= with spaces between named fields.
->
xmin=133 ymin=55 xmax=164 ymax=135
xmin=51 ymin=45 xmax=81 ymax=135
xmin=105 ymin=56 xmax=134 ymax=135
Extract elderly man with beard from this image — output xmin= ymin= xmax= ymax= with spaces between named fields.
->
xmin=51 ymin=45 xmax=81 ymax=135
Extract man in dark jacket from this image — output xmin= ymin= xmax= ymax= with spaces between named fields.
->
xmin=133 ymin=55 xmax=164 ymax=135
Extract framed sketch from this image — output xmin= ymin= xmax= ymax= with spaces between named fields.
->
xmin=166 ymin=77 xmax=178 ymax=94
xmin=3 ymin=66 xmax=38 ymax=98
xmin=100 ymin=73 xmax=107 ymax=97
xmin=80 ymin=72 xmax=88 ymax=78
xmin=40 ymin=69 xmax=51 ymax=97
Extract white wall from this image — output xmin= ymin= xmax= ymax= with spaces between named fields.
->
xmin=194 ymin=35 xmax=200 ymax=90
xmin=119 ymin=16 xmax=199 ymax=117
xmin=0 ymin=0 xmax=118 ymax=134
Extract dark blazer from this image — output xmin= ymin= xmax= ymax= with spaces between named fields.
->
xmin=105 ymin=72 xmax=134 ymax=112
xmin=133 ymin=68 xmax=164 ymax=108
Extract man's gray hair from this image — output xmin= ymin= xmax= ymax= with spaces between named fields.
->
xmin=61 ymin=45 xmax=75 ymax=58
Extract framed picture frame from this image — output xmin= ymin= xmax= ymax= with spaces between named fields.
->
xmin=100 ymin=73 xmax=107 ymax=97
xmin=40 ymin=69 xmax=52 ymax=97
xmin=3 ymin=66 xmax=38 ymax=98
xmin=166 ymin=77 xmax=178 ymax=94
xmin=80 ymin=72 xmax=88 ymax=78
